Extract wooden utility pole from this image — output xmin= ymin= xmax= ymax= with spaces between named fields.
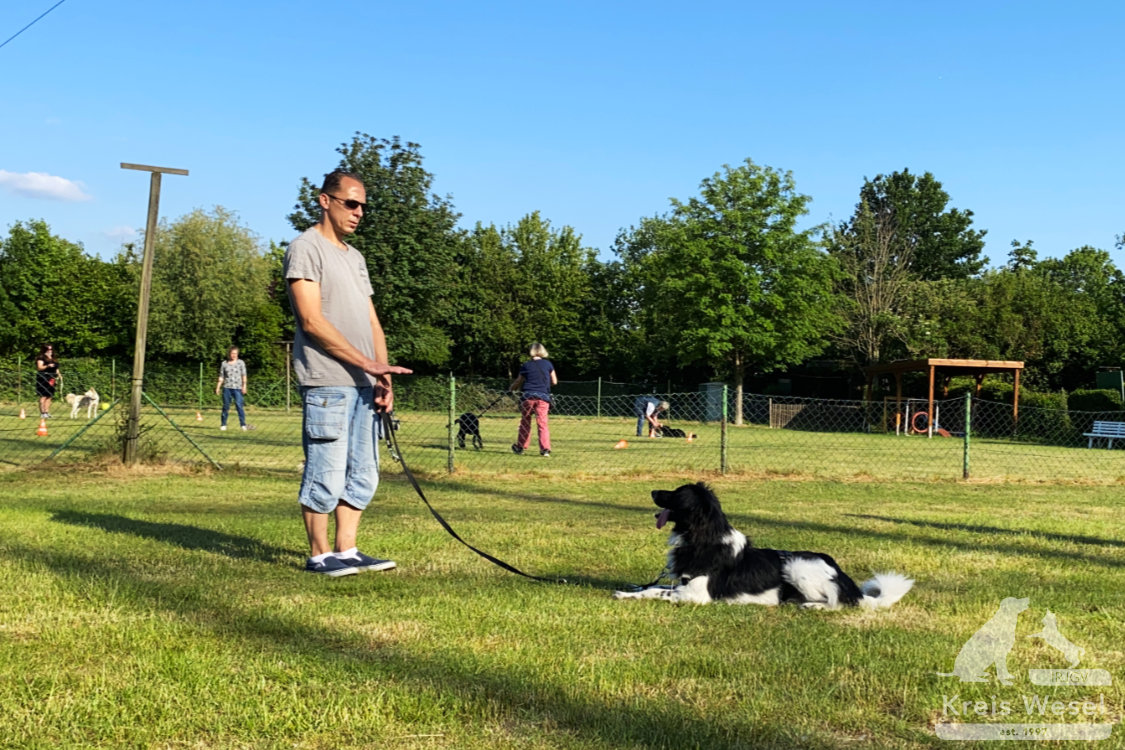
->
xmin=120 ymin=163 xmax=188 ymax=464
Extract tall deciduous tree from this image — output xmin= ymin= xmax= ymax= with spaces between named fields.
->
xmin=1033 ymin=246 xmax=1125 ymax=384
xmin=131 ymin=207 xmax=279 ymax=365
xmin=857 ymin=169 xmax=987 ymax=281
xmin=825 ymin=200 xmax=915 ymax=365
xmin=289 ymin=134 xmax=461 ymax=368
xmin=618 ymin=159 xmax=843 ymax=422
xmin=451 ymin=212 xmax=595 ymax=377
xmin=0 ymin=219 xmax=129 ymax=356
xmin=450 ymin=222 xmax=523 ymax=375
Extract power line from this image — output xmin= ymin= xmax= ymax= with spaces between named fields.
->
xmin=0 ymin=0 xmax=69 ymax=52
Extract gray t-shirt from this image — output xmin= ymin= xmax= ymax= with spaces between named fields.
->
xmin=283 ymin=227 xmax=376 ymax=387
xmin=219 ymin=359 xmax=246 ymax=389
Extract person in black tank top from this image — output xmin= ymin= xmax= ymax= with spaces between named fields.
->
xmin=34 ymin=343 xmax=60 ymax=418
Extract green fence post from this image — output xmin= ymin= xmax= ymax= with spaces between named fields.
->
xmin=597 ymin=376 xmax=602 ymax=419
xmin=111 ymin=359 xmax=116 ymax=402
xmin=721 ymin=384 xmax=729 ymax=475
xmin=17 ymin=355 xmax=22 ymax=409
xmin=448 ymin=375 xmax=456 ymax=474
xmin=198 ymin=361 xmax=204 ymax=412
xmin=963 ymin=391 xmax=971 ymax=480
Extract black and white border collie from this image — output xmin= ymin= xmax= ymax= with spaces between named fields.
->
xmin=613 ymin=483 xmax=913 ymax=609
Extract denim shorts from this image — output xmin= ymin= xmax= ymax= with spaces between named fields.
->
xmin=297 ymin=386 xmax=380 ymax=513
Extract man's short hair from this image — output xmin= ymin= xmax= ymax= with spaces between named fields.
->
xmin=320 ymin=170 xmax=363 ymax=196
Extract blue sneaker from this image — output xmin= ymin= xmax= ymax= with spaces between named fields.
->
xmin=304 ymin=556 xmax=359 ymax=577
xmin=336 ymin=550 xmax=396 ymax=573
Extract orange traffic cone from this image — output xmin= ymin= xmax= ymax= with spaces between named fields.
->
xmin=37 ymin=418 xmax=47 ymax=437
xmin=18 ymin=407 xmax=26 ymax=419
xmin=686 ymin=433 xmax=695 ymax=443
xmin=196 ymin=411 xmax=203 ymax=422
xmin=613 ymin=439 xmax=628 ymax=449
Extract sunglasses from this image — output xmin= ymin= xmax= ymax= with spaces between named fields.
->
xmin=326 ymin=194 xmax=367 ymax=212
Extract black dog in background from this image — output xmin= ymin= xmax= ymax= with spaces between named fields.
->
xmin=452 ymin=392 xmax=511 ymax=450
xmin=454 ymin=412 xmax=483 ymax=450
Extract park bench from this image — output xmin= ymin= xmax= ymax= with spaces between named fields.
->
xmin=1083 ymin=420 xmax=1125 ymax=448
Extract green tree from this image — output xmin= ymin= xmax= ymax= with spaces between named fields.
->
xmin=1005 ymin=239 xmax=1038 ymax=272
xmin=1033 ymin=246 xmax=1125 ymax=385
xmin=450 ymin=212 xmax=596 ymax=378
xmin=289 ymin=134 xmax=462 ymax=369
xmin=449 ymin=222 xmax=523 ymax=375
xmin=570 ymin=257 xmax=640 ymax=380
xmin=618 ymin=159 xmax=843 ymax=422
xmin=825 ymin=200 xmax=915 ymax=365
xmin=129 ymin=207 xmax=279 ymax=366
xmin=505 ymin=211 xmax=593 ymax=375
xmin=857 ymin=169 xmax=987 ymax=281
xmin=0 ymin=219 xmax=128 ymax=356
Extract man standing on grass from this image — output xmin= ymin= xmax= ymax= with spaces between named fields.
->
xmin=283 ymin=170 xmax=412 ymax=577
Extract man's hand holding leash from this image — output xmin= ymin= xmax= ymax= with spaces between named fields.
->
xmin=366 ymin=362 xmax=411 ymax=412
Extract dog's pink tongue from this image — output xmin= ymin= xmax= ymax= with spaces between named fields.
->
xmin=656 ymin=508 xmax=671 ymax=529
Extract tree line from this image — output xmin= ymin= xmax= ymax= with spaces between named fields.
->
xmin=3 ymin=132 xmax=1124 ymax=397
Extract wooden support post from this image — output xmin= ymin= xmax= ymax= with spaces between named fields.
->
xmin=120 ymin=163 xmax=188 ymax=464
xmin=927 ymin=364 xmax=936 ymax=438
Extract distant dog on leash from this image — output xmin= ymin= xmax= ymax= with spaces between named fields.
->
xmin=655 ymin=425 xmax=694 ymax=439
xmin=66 ymin=388 xmax=100 ymax=419
xmin=454 ymin=411 xmax=483 ymax=450
xmin=451 ymin=393 xmax=509 ymax=450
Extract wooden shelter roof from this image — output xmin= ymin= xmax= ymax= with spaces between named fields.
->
xmin=863 ymin=358 xmax=1024 ymax=378
xmin=863 ymin=358 xmax=1026 ymax=431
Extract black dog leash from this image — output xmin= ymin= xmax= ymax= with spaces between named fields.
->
xmin=476 ymin=391 xmax=513 ymax=417
xmin=381 ymin=412 xmax=565 ymax=584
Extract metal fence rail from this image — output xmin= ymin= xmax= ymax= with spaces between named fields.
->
xmin=2 ymin=378 xmax=1125 ymax=483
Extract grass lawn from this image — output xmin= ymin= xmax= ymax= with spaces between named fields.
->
xmin=6 ymin=404 xmax=1125 ymax=484
xmin=0 ymin=467 xmax=1121 ymax=749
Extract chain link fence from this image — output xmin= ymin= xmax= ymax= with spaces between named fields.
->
xmin=3 ymin=367 xmax=1125 ymax=483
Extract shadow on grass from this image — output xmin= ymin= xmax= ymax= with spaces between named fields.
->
xmin=49 ymin=510 xmax=300 ymax=564
xmin=845 ymin=514 xmax=1125 ymax=550
xmin=724 ymin=511 xmax=1125 ymax=570
xmin=417 ymin=476 xmax=650 ymax=515
xmin=402 ymin=477 xmax=1125 ymax=570
xmin=8 ymin=545 xmax=849 ymax=750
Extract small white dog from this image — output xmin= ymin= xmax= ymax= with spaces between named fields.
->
xmin=66 ymin=388 xmax=100 ymax=419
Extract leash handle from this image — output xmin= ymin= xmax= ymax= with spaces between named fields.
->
xmin=381 ymin=412 xmax=564 ymax=584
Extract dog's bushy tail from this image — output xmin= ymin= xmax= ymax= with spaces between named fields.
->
xmin=858 ymin=572 xmax=913 ymax=610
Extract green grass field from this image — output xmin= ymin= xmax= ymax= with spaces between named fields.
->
xmin=0 ymin=467 xmax=1121 ymax=749
xmin=4 ymin=403 xmax=1125 ymax=484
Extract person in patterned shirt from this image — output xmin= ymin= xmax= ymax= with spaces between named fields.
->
xmin=215 ymin=346 xmax=248 ymax=431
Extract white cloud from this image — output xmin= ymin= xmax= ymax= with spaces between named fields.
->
xmin=0 ymin=170 xmax=92 ymax=202
xmin=103 ymin=225 xmax=138 ymax=243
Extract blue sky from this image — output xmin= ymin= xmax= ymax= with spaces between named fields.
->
xmin=2 ymin=1 xmax=1123 ymax=267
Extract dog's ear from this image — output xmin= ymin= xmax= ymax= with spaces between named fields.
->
xmin=685 ymin=482 xmax=731 ymax=541
xmin=695 ymin=482 xmax=721 ymax=509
